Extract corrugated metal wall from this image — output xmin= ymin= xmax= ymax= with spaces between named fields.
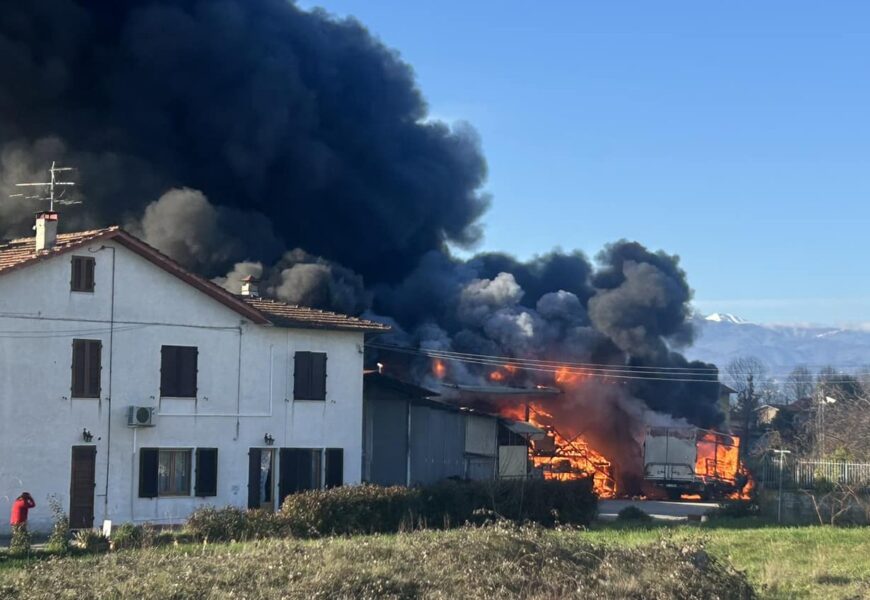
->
xmin=409 ymin=405 xmax=465 ymax=485
xmin=464 ymin=414 xmax=497 ymax=481
xmin=364 ymin=396 xmax=409 ymax=486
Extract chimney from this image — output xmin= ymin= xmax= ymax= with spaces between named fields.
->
xmin=34 ymin=211 xmax=58 ymax=252
xmin=240 ymin=275 xmax=259 ymax=298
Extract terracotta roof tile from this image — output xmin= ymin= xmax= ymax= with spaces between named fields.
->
xmin=243 ymin=297 xmax=391 ymax=333
xmin=0 ymin=226 xmax=385 ymax=333
xmin=0 ymin=227 xmax=120 ymax=273
xmin=0 ymin=226 xmax=270 ymax=325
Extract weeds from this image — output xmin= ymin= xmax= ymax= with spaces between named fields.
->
xmin=72 ymin=529 xmax=109 ymax=553
xmin=8 ymin=526 xmax=30 ymax=557
xmin=44 ymin=496 xmax=70 ymax=555
xmin=0 ymin=525 xmax=756 ymax=600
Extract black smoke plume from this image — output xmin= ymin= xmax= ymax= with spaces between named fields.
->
xmin=0 ymin=1 xmax=721 ymax=431
xmin=0 ymin=0 xmax=488 ymax=282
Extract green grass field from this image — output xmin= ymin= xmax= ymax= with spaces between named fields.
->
xmin=1 ymin=520 xmax=868 ymax=599
xmin=580 ymin=519 xmax=870 ymax=600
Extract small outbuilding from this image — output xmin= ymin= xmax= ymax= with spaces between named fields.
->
xmin=362 ymin=372 xmax=505 ymax=486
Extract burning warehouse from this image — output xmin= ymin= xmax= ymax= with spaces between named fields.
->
xmin=362 ymin=371 xmax=547 ymax=486
xmin=370 ymin=348 xmax=752 ymax=501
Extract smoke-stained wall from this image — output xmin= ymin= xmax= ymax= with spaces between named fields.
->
xmin=0 ymin=0 xmax=721 ymax=427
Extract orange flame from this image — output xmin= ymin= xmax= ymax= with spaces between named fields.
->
xmin=554 ymin=366 xmax=584 ymax=385
xmin=497 ymin=398 xmax=616 ymax=498
xmin=694 ymin=431 xmax=740 ymax=483
xmin=489 ymin=370 xmax=505 ymax=382
xmin=432 ymin=359 xmax=446 ymax=379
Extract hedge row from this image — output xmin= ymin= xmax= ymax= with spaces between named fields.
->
xmin=186 ymin=479 xmax=597 ymax=542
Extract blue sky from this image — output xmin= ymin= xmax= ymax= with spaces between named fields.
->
xmin=302 ymin=1 xmax=870 ymax=325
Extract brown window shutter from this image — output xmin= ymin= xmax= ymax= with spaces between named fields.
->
xmin=294 ymin=352 xmax=311 ymax=399
xmin=71 ymin=257 xmax=81 ymax=290
xmin=84 ymin=257 xmax=95 ymax=291
xmin=87 ymin=340 xmax=102 ymax=397
xmin=325 ymin=448 xmax=343 ymax=488
xmin=71 ymin=257 xmax=95 ymax=292
xmin=71 ymin=340 xmax=85 ymax=397
xmin=161 ymin=345 xmax=197 ymax=397
xmin=195 ymin=448 xmax=218 ymax=497
xmin=184 ymin=347 xmax=198 ymax=397
xmin=312 ymin=353 xmax=327 ymax=400
xmin=139 ymin=449 xmax=159 ymax=498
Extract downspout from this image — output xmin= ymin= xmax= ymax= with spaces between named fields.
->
xmin=234 ymin=326 xmax=243 ymax=440
xmin=93 ymin=245 xmax=116 ymax=521
xmin=406 ymin=401 xmax=412 ymax=486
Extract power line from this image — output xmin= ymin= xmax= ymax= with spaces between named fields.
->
xmin=367 ymin=342 xmax=870 ymax=384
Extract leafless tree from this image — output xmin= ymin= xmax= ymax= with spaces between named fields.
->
xmin=784 ymin=366 xmax=813 ymax=404
xmin=726 ymin=356 xmax=768 ymax=459
xmin=802 ymin=481 xmax=870 ymax=525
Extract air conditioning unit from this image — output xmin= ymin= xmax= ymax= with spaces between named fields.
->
xmin=127 ymin=406 xmax=156 ymax=427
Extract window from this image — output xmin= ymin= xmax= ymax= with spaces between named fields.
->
xmin=293 ymin=352 xmax=327 ymax=400
xmin=160 ymin=345 xmax=198 ymax=398
xmin=158 ymin=450 xmax=191 ymax=496
xmin=277 ymin=448 xmax=343 ymax=503
xmin=278 ymin=448 xmax=322 ymax=501
xmin=138 ymin=449 xmax=193 ymax=497
xmin=195 ymin=448 xmax=218 ymax=497
xmin=71 ymin=339 xmax=101 ymax=398
xmin=247 ymin=448 xmax=275 ymax=509
xmin=71 ymin=256 xmax=95 ymax=292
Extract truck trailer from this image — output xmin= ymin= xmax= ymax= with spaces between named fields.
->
xmin=643 ymin=426 xmax=742 ymax=500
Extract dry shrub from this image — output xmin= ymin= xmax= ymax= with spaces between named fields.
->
xmin=8 ymin=525 xmax=31 ymax=557
xmin=281 ymin=484 xmax=421 ymax=537
xmin=0 ymin=525 xmax=756 ymax=599
xmin=183 ymin=480 xmax=597 ymax=542
xmin=616 ymin=506 xmax=652 ymax=523
xmin=71 ymin=529 xmax=109 ymax=554
xmin=109 ymin=523 xmax=158 ymax=551
xmin=282 ymin=479 xmax=598 ymax=537
xmin=185 ymin=506 xmax=249 ymax=542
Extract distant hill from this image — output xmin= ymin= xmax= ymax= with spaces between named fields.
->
xmin=684 ymin=314 xmax=870 ymax=373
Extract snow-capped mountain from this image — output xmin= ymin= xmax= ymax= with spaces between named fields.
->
xmin=684 ymin=314 xmax=870 ymax=373
xmin=704 ymin=313 xmax=748 ymax=325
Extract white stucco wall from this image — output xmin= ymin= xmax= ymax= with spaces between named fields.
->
xmin=0 ymin=240 xmax=365 ymax=533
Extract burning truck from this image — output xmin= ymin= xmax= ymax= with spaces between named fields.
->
xmin=419 ymin=357 xmax=754 ymax=501
xmin=643 ymin=426 xmax=748 ymax=500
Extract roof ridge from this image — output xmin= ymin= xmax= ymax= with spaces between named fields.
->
xmin=4 ymin=225 xmax=121 ymax=245
xmin=241 ymin=296 xmax=389 ymax=332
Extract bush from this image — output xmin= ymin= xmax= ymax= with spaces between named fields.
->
xmin=44 ymin=496 xmax=70 ymax=554
xmin=110 ymin=523 xmax=158 ymax=551
xmin=616 ymin=506 xmax=653 ymax=523
xmin=281 ymin=484 xmax=420 ymax=537
xmin=280 ymin=479 xmax=598 ymax=538
xmin=186 ymin=506 xmax=249 ymax=542
xmin=72 ymin=529 xmax=109 ymax=553
xmin=8 ymin=525 xmax=31 ymax=556
xmin=244 ymin=509 xmax=285 ymax=540
xmin=0 ymin=527 xmax=756 ymax=600
xmin=707 ymin=500 xmax=760 ymax=519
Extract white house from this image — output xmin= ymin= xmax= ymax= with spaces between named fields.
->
xmin=0 ymin=211 xmax=389 ymax=534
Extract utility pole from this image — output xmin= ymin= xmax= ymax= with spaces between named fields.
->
xmin=740 ymin=374 xmax=755 ymax=462
xmin=773 ymin=448 xmax=791 ymax=524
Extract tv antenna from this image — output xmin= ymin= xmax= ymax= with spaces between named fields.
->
xmin=10 ymin=161 xmax=78 ymax=212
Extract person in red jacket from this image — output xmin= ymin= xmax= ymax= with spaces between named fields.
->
xmin=10 ymin=492 xmax=35 ymax=531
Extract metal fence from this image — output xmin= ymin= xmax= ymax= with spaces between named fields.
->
xmin=757 ymin=456 xmax=870 ymax=490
